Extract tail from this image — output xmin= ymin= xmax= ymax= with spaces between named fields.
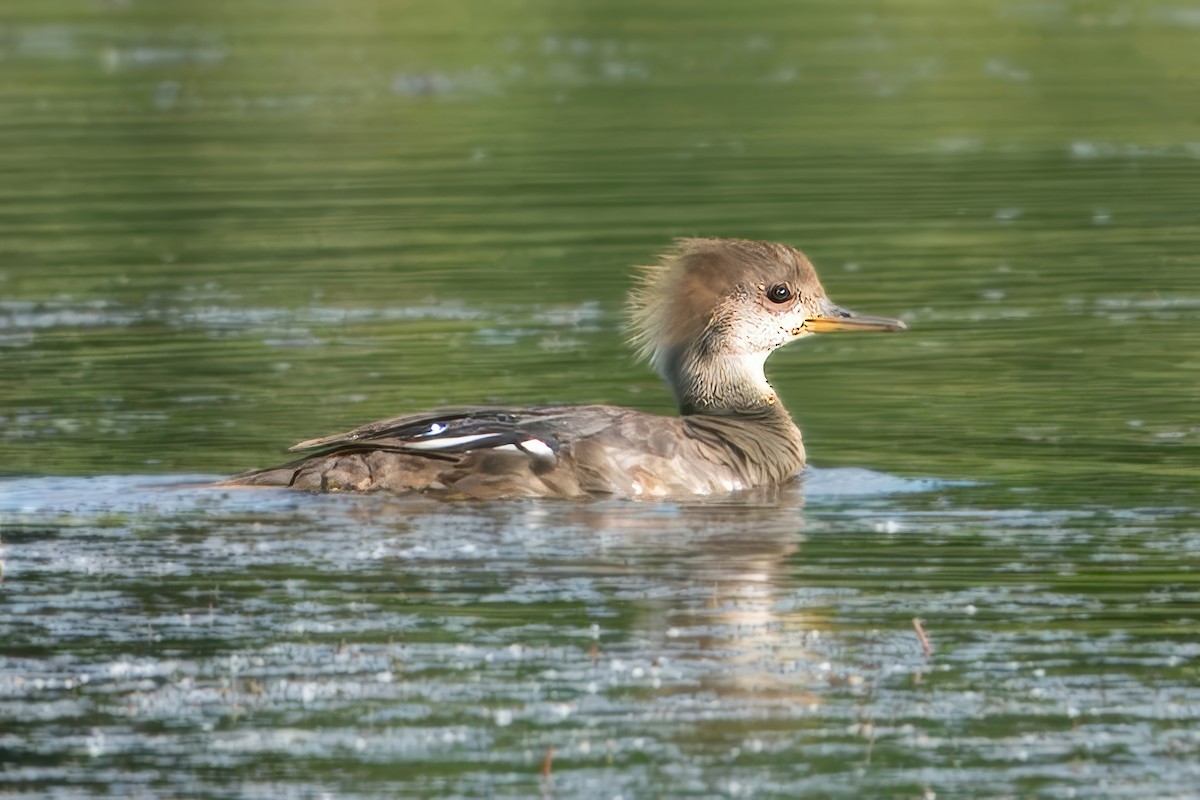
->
xmin=216 ymin=449 xmax=452 ymax=493
xmin=215 ymin=462 xmax=303 ymax=488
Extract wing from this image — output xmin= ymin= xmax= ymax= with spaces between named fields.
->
xmin=289 ymin=405 xmax=575 ymax=461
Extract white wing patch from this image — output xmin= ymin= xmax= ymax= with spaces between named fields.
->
xmin=405 ymin=433 xmax=499 ymax=450
xmin=404 ymin=432 xmax=557 ymax=463
xmin=519 ymin=438 xmax=554 ymax=458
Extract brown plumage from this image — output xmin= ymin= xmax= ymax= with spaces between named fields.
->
xmin=222 ymin=238 xmax=906 ymax=499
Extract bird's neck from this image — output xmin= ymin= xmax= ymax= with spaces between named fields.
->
xmin=659 ymin=346 xmax=780 ymax=416
xmin=655 ymin=343 xmax=807 ymax=483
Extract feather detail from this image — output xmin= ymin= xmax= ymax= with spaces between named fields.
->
xmin=626 ymin=238 xmax=717 ymax=372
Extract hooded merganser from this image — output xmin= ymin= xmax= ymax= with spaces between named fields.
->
xmin=224 ymin=238 xmax=906 ymax=498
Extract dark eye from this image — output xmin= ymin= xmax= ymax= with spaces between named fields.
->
xmin=766 ymin=284 xmax=793 ymax=304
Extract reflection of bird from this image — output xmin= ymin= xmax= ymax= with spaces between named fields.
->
xmin=224 ymin=238 xmax=906 ymax=498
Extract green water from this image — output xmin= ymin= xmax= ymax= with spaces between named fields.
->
xmin=2 ymin=1 xmax=1199 ymax=797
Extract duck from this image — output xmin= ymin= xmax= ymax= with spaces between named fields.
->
xmin=222 ymin=238 xmax=906 ymax=499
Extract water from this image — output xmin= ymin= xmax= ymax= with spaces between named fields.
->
xmin=4 ymin=475 xmax=1199 ymax=797
xmin=2 ymin=0 xmax=1199 ymax=797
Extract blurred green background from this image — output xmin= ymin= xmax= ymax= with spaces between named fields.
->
xmin=2 ymin=0 xmax=1198 ymax=499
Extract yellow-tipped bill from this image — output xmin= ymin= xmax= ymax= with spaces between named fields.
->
xmin=796 ymin=301 xmax=907 ymax=334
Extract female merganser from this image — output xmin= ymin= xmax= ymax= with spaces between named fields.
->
xmin=224 ymin=238 xmax=906 ymax=498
